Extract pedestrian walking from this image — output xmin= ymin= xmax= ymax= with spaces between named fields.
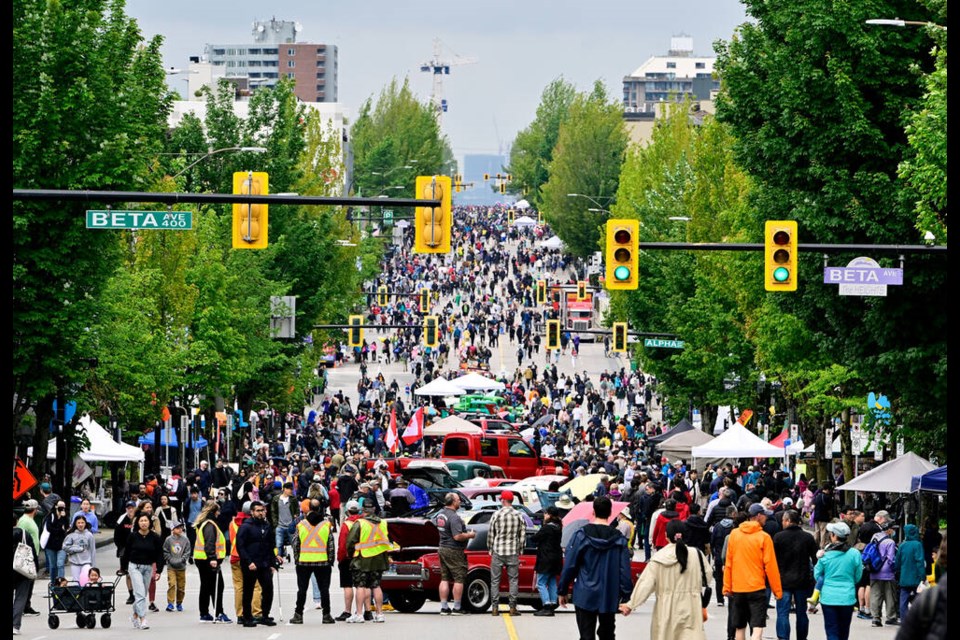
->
xmin=122 ymin=513 xmax=165 ymax=629
xmin=812 ymin=521 xmax=862 ymax=640
xmin=620 ymin=519 xmax=710 ymax=640
xmin=435 ymin=492 xmax=475 ymax=615
xmin=193 ymin=500 xmax=231 ymax=622
xmin=13 ymin=513 xmax=40 ymax=635
xmin=334 ymin=500 xmax=364 ymax=621
xmin=114 ymin=500 xmax=138 ymax=605
xmin=895 ymin=533 xmax=946 ymax=640
xmin=40 ymin=498 xmax=70 ymax=586
xmin=236 ymin=500 xmax=283 ymax=627
xmin=532 ymin=505 xmax=563 ymax=616
xmin=558 ymin=496 xmax=633 ymax=640
xmin=722 ymin=502 xmax=783 ymax=640
xmin=868 ymin=516 xmax=900 ymax=627
xmin=345 ymin=500 xmax=391 ymax=623
xmin=488 ymin=490 xmax=527 ymax=616
xmin=162 ymin=521 xmax=191 ymax=612
xmin=773 ymin=509 xmax=819 ymax=640
xmin=894 ymin=523 xmax=927 ymax=624
xmin=228 ymin=502 xmax=262 ymax=621
xmin=289 ymin=499 xmax=336 ymax=625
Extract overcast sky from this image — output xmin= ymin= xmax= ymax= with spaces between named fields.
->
xmin=127 ymin=0 xmax=749 ymax=166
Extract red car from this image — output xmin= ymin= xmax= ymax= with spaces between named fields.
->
xmin=381 ymin=518 xmax=646 ymax=614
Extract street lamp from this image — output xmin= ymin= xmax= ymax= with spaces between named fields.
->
xmin=865 ymin=18 xmax=947 ymax=30
xmin=568 ymin=193 xmax=616 ymax=211
xmin=171 ymin=146 xmax=268 ymax=179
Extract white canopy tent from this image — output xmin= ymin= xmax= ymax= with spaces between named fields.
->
xmin=513 ymin=215 xmax=537 ymax=227
xmin=513 ymin=199 xmax=531 ymax=209
xmin=29 ymin=414 xmax=145 ymax=463
xmin=657 ymin=428 xmax=717 ymax=460
xmin=450 ymin=372 xmax=506 ymax=392
xmin=836 ymin=452 xmax=937 ymax=494
xmin=413 ymin=377 xmax=468 ymax=397
xmin=422 ymin=415 xmax=482 ymax=437
xmin=538 ymin=236 xmax=565 ymax=250
xmin=691 ymin=422 xmax=785 ymax=459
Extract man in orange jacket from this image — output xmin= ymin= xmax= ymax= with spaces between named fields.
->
xmin=723 ymin=502 xmax=783 ymax=640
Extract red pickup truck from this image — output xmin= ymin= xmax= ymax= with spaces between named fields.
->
xmin=441 ymin=432 xmax=568 ymax=479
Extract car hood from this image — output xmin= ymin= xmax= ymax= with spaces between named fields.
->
xmin=387 ymin=518 xmax=440 ymax=548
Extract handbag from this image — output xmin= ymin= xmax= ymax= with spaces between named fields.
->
xmin=14 ymin=530 xmax=37 ymax=580
xmin=697 ymin=549 xmax=712 ymax=609
xmin=39 ymin=522 xmax=51 ymax=550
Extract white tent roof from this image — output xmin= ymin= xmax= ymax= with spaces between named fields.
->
xmin=538 ymin=236 xmax=564 ymax=249
xmin=29 ymin=414 xmax=145 ymax=463
xmin=836 ymin=452 xmax=937 ymax=494
xmin=450 ymin=372 xmax=506 ymax=392
xmin=657 ymin=428 xmax=716 ymax=458
xmin=422 ymin=415 xmax=482 ymax=437
xmin=414 ymin=377 xmax=467 ymax=397
xmin=513 ymin=215 xmax=537 ymax=227
xmin=691 ymin=422 xmax=784 ymax=459
xmin=513 ymin=199 xmax=531 ymax=209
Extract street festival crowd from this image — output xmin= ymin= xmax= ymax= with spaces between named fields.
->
xmin=13 ymin=204 xmax=947 ymax=639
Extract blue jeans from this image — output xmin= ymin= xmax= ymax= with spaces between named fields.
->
xmin=776 ymin=587 xmax=812 ymax=640
xmin=899 ymin=585 xmax=918 ymax=622
xmin=536 ymin=572 xmax=558 ymax=606
xmin=275 ymin=526 xmax=293 ymax=557
xmin=821 ymin=604 xmax=854 ymax=640
xmin=45 ymin=548 xmax=66 ymax=584
xmin=130 ymin=563 xmax=155 ymax=619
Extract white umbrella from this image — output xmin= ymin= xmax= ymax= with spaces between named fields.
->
xmin=450 ymin=372 xmax=506 ymax=392
xmin=414 ymin=377 xmax=467 ymax=397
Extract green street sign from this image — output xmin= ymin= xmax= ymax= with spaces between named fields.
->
xmin=382 ymin=210 xmax=394 ymax=225
xmin=644 ymin=338 xmax=684 ymax=349
xmin=86 ymin=210 xmax=193 ymax=230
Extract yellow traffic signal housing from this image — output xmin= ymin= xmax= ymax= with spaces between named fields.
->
xmin=537 ymin=210 xmax=543 ymax=224
xmin=765 ymin=220 xmax=798 ymax=291
xmin=419 ymin=289 xmax=430 ymax=313
xmin=546 ymin=320 xmax=561 ymax=350
xmin=414 ymin=175 xmax=452 ymax=253
xmin=605 ymin=219 xmax=639 ymax=290
xmin=377 ymin=285 xmax=388 ymax=307
xmin=577 ymin=280 xmax=587 ymax=301
xmin=499 ymin=182 xmax=506 ymax=194
xmin=612 ymin=322 xmax=628 ymax=352
xmin=507 ymin=209 xmax=515 ymax=225
xmin=232 ymin=171 xmax=269 ymax=249
xmin=423 ymin=315 xmax=439 ymax=348
xmin=347 ymin=315 xmax=364 ymax=347
xmin=483 ymin=173 xmax=490 ymax=181
xmin=536 ymin=279 xmax=547 ymax=305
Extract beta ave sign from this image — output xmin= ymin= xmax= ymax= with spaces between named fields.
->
xmin=87 ymin=210 xmax=192 ymax=230
xmin=823 ymin=256 xmax=902 ymax=297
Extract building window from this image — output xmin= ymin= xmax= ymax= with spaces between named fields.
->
xmin=316 ymin=61 xmax=325 ymax=69
xmin=288 ymin=48 xmax=295 ymax=56
xmin=248 ymin=48 xmax=261 ymax=55
xmin=666 ymin=61 xmax=677 ymax=69
xmin=287 ymin=72 xmax=295 ymax=79
xmin=263 ymin=48 xmax=278 ymax=55
xmin=316 ymin=47 xmax=325 ymax=54
xmin=287 ymin=60 xmax=295 ymax=68
xmin=695 ymin=62 xmax=705 ymax=69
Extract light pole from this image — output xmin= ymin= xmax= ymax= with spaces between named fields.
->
xmin=170 ymin=146 xmax=267 ymax=179
xmin=568 ymin=193 xmax=616 ymax=211
xmin=865 ymin=18 xmax=946 ymax=31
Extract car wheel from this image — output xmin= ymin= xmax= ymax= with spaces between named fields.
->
xmin=384 ymin=590 xmax=426 ymax=613
xmin=463 ymin=570 xmax=491 ymax=613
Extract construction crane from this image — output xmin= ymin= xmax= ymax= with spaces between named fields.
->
xmin=420 ymin=38 xmax=477 ymax=125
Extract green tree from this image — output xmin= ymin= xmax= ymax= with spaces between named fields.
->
xmin=540 ymin=81 xmax=627 ymax=257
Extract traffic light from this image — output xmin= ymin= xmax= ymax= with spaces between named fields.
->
xmin=537 ymin=210 xmax=543 ymax=224
xmin=377 ymin=285 xmax=388 ymax=307
xmin=414 ymin=175 xmax=452 ymax=253
xmin=577 ymin=280 xmax=587 ymax=301
xmin=347 ymin=315 xmax=364 ymax=348
xmin=483 ymin=173 xmax=490 ymax=181
xmin=612 ymin=322 xmax=628 ymax=352
xmin=764 ymin=220 xmax=798 ymax=291
xmin=423 ymin=315 xmax=439 ymax=348
xmin=499 ymin=182 xmax=506 ymax=194
xmin=536 ymin=279 xmax=547 ymax=305
xmin=546 ymin=320 xmax=561 ymax=350
xmin=232 ymin=171 xmax=269 ymax=249
xmin=507 ymin=209 xmax=515 ymax=225
xmin=419 ymin=288 xmax=430 ymax=313
xmin=605 ymin=219 xmax=639 ymax=290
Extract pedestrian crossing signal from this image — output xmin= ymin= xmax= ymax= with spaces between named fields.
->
xmin=612 ymin=322 xmax=628 ymax=352
xmin=546 ymin=320 xmax=561 ymax=350
xmin=347 ymin=315 xmax=364 ymax=347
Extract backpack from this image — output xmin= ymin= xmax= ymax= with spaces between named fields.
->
xmin=862 ymin=536 xmax=888 ymax=573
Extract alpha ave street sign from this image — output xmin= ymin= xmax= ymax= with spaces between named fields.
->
xmin=644 ymin=338 xmax=684 ymax=349
xmin=87 ymin=210 xmax=193 ymax=230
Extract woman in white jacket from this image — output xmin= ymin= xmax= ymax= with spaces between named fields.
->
xmin=63 ymin=514 xmax=97 ymax=585
xmin=620 ymin=519 xmax=710 ymax=640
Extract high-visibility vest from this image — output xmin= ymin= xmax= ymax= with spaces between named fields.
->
xmin=297 ymin=519 xmax=331 ymax=562
xmin=354 ymin=518 xmax=390 ymax=558
xmin=229 ymin=520 xmax=241 ymax=560
xmin=194 ymin=520 xmax=227 ymax=560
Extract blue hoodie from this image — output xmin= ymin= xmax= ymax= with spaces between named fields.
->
xmin=559 ymin=523 xmax=632 ymax=613
xmin=895 ymin=524 xmax=926 ymax=588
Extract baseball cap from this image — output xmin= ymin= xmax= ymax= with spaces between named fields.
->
xmin=313 ymin=474 xmax=322 ymax=482
xmin=782 ymin=497 xmax=794 ymax=506
xmin=22 ymin=499 xmax=39 ymax=510
xmin=40 ymin=482 xmax=52 ymax=491
xmin=171 ymin=521 xmax=185 ymax=530
xmin=346 ymin=500 xmax=361 ymax=513
xmin=125 ymin=500 xmax=138 ymax=508
xmin=500 ymin=490 xmax=515 ymax=503
xmin=826 ymin=521 xmax=851 ymax=538
xmin=748 ymin=503 xmax=773 ymax=517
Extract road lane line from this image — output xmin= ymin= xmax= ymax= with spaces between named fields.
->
xmin=267 ymin=633 xmax=280 ymax=639
xmin=502 ymin=608 xmax=519 ymax=640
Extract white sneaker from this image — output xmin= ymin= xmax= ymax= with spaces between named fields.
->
xmin=346 ymin=614 xmax=365 ymax=623
xmin=140 ymin=618 xmax=150 ymax=629
xmin=315 ymin=602 xmax=323 ymax=609
xmin=131 ymin=615 xmax=141 ymax=629
xmin=373 ymin=613 xmax=385 ymax=623
xmin=13 ymin=629 xmax=21 ymax=635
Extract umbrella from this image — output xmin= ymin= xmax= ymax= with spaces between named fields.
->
xmin=531 ymin=414 xmax=554 ymax=430
xmin=561 ymin=500 xmax=629 ymax=548
xmin=558 ymin=473 xmax=607 ymax=500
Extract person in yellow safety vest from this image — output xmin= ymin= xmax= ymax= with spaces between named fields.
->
xmin=193 ymin=501 xmax=231 ymax=623
xmin=288 ymin=499 xmax=336 ymax=625
xmin=345 ymin=501 xmax=391 ymax=623
xmin=229 ymin=502 xmax=262 ymax=621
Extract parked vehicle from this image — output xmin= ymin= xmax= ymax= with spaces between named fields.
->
xmin=440 ymin=432 xmax=569 ymax=479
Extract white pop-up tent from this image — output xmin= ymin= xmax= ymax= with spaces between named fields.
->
xmin=836 ymin=452 xmax=937 ymax=494
xmin=513 ymin=199 xmax=531 ymax=209
xmin=513 ymin=215 xmax=537 ymax=227
xmin=657 ymin=428 xmax=717 ymax=461
xmin=422 ymin=415 xmax=483 ymax=437
xmin=538 ymin=236 xmax=565 ymax=250
xmin=414 ymin=377 xmax=467 ymax=397
xmin=30 ymin=414 xmax=145 ymax=462
xmin=450 ymin=372 xmax=506 ymax=392
xmin=691 ymin=422 xmax=784 ymax=459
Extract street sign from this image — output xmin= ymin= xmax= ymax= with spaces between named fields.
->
xmin=382 ymin=210 xmax=394 ymax=225
xmin=87 ymin=210 xmax=193 ymax=230
xmin=13 ymin=458 xmax=38 ymax=500
xmin=824 ymin=257 xmax=902 ymax=297
xmin=825 ymin=427 xmax=834 ymax=459
xmin=790 ymin=423 xmax=799 ymax=441
xmin=643 ymin=338 xmax=685 ymax=349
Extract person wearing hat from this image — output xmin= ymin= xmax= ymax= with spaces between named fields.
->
xmin=386 ymin=477 xmax=415 ymax=517
xmin=812 ymin=519 xmax=862 ymax=640
xmin=38 ymin=482 xmax=61 ymax=522
xmin=867 ymin=516 xmax=900 ymax=627
xmin=723 ymin=502 xmax=782 ymax=640
xmin=334 ymin=500 xmax=363 ymax=622
xmin=162 ymin=520 xmax=192 ymax=612
xmin=16 ymin=499 xmax=42 ymax=616
xmin=555 ymin=493 xmax=575 ymax=516
xmin=616 ymin=507 xmax=634 ymax=542
xmin=488 ymin=490 xmax=526 ymax=616
xmin=772 ymin=509 xmax=819 ymax=640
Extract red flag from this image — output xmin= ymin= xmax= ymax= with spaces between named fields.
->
xmin=385 ymin=406 xmax=399 ymax=453
xmin=402 ymin=407 xmax=425 ymax=445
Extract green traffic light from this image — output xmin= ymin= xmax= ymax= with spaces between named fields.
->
xmin=614 ymin=266 xmax=631 ymax=281
xmin=773 ymin=267 xmax=790 ymax=282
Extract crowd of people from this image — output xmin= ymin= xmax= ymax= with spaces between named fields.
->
xmin=13 ymin=205 xmax=947 ymax=638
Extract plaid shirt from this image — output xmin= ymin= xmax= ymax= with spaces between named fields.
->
xmin=488 ymin=506 xmax=526 ymax=557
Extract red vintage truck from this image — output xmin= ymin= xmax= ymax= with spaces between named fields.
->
xmin=440 ymin=432 xmax=568 ymax=479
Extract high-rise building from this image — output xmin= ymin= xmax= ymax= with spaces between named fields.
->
xmin=196 ymin=18 xmax=338 ymax=103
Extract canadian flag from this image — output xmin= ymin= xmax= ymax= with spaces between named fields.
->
xmin=402 ymin=407 xmax=425 ymax=445
xmin=385 ymin=406 xmax=399 ymax=454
